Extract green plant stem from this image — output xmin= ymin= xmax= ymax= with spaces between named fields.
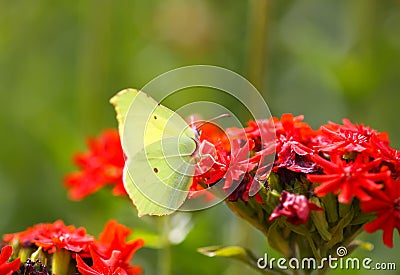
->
xmin=226 ymin=200 xmax=268 ymax=237
xmin=52 ymin=249 xmax=71 ymax=275
xmin=342 ymin=226 xmax=364 ymax=248
xmin=245 ymin=0 xmax=271 ymax=94
xmin=158 ymin=216 xmax=172 ymax=275
xmin=77 ymin=0 xmax=112 ymax=133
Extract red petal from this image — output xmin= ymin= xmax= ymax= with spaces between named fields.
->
xmin=314 ymin=178 xmax=342 ymax=196
xmin=364 ymin=211 xmax=392 ymax=233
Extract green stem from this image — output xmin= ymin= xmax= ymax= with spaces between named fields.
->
xmin=158 ymin=216 xmax=172 ymax=275
xmin=52 ymin=249 xmax=71 ymax=275
xmin=342 ymin=226 xmax=365 ymax=251
xmin=76 ymin=0 xmax=112 ymax=133
xmin=226 ymin=200 xmax=268 ymax=237
xmin=31 ymin=247 xmax=47 ymax=266
xmin=17 ymin=247 xmax=34 ymax=263
xmin=245 ymin=0 xmax=271 ymax=93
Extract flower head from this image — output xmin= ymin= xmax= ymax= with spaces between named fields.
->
xmin=64 ymin=129 xmax=126 ymax=200
xmin=3 ymin=220 xmax=94 ymax=254
xmin=2 ymin=220 xmax=144 ymax=274
xmin=76 ymin=220 xmax=144 ymax=275
xmin=307 ymin=154 xmax=390 ymax=203
xmin=94 ymin=220 xmax=144 ymax=265
xmin=77 ymin=247 xmax=142 ymax=275
xmin=361 ymin=179 xmax=400 ymax=247
xmin=269 ymin=191 xmax=323 ymax=225
xmin=0 ymin=245 xmax=20 ymax=275
xmin=317 ymin=118 xmax=389 ymax=153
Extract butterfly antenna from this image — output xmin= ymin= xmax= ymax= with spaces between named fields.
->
xmin=196 ymin=114 xmax=231 ymax=129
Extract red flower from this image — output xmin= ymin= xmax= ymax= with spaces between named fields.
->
xmin=269 ymin=191 xmax=322 ymax=225
xmin=2 ymin=220 xmax=144 ymax=274
xmin=307 ymin=154 xmax=390 ymax=203
xmin=0 ymin=246 xmax=20 ymax=275
xmin=361 ymin=179 xmax=400 ymax=248
xmin=196 ymin=121 xmax=230 ymax=151
xmin=371 ymin=134 xmax=400 ymax=177
xmin=268 ymin=114 xmax=319 ymax=173
xmin=77 ymin=246 xmax=142 ymax=275
xmin=64 ymin=129 xmax=126 ymax=200
xmin=222 ymin=139 xmax=257 ymax=190
xmin=3 ymin=220 xmax=94 ymax=254
xmin=94 ymin=220 xmax=144 ymax=265
xmin=192 ymin=144 xmax=229 ymax=187
xmin=274 ymin=135 xmax=316 ymax=173
xmin=273 ymin=114 xmax=317 ymax=144
xmin=77 ymin=220 xmax=144 ymax=275
xmin=317 ymin=119 xmax=389 ymax=153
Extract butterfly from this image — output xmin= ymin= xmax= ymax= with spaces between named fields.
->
xmin=110 ymin=89 xmax=220 ymax=216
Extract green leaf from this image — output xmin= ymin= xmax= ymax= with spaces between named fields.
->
xmin=321 ymin=193 xmax=338 ymax=224
xmin=348 ymin=240 xmax=374 ymax=252
xmin=285 ymin=223 xmax=321 ymax=260
xmin=310 ymin=197 xmax=332 ymax=241
xmin=326 ymin=206 xmax=355 ymax=249
xmin=267 ymin=221 xmax=290 ymax=257
xmin=339 ymin=201 xmax=352 ymax=218
xmin=198 ymin=246 xmax=277 ymax=275
xmin=198 ymin=245 xmax=254 ymax=260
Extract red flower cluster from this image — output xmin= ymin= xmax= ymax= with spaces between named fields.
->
xmin=3 ymin=220 xmax=144 ymax=274
xmin=64 ymin=130 xmax=127 ymax=200
xmin=3 ymin=220 xmax=94 ymax=254
xmin=193 ymin=114 xmax=400 ymax=247
xmin=0 ymin=245 xmax=20 ymax=275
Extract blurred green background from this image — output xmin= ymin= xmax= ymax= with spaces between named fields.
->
xmin=1 ymin=0 xmax=400 ymax=274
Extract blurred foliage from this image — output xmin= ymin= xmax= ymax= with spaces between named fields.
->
xmin=1 ymin=0 xmax=400 ymax=274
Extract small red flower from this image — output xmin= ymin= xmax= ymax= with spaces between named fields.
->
xmin=317 ymin=119 xmax=389 ymax=153
xmin=361 ymin=179 xmax=400 ymax=248
xmin=94 ymin=220 xmax=144 ymax=265
xmin=274 ymin=135 xmax=316 ymax=173
xmin=223 ymin=139 xmax=257 ymax=190
xmin=0 ymin=246 xmax=20 ymax=275
xmin=192 ymin=144 xmax=229 ymax=187
xmin=64 ymin=129 xmax=126 ymax=200
xmin=307 ymin=154 xmax=390 ymax=203
xmin=273 ymin=114 xmax=317 ymax=144
xmin=243 ymin=118 xmax=276 ymax=151
xmin=77 ymin=246 xmax=142 ymax=275
xmin=3 ymin=220 xmax=94 ymax=254
xmin=269 ymin=191 xmax=322 ymax=225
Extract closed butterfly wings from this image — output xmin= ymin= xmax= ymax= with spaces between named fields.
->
xmin=110 ymin=89 xmax=197 ymax=216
